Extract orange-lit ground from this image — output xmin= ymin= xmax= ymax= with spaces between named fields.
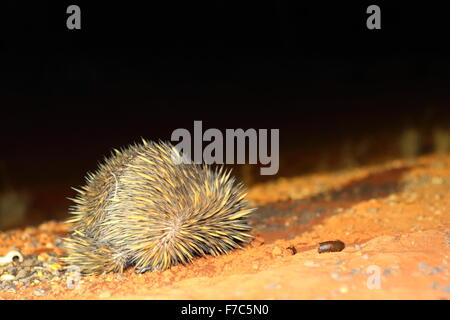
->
xmin=0 ymin=155 xmax=449 ymax=299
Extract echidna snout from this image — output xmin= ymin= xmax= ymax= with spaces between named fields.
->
xmin=62 ymin=140 xmax=255 ymax=274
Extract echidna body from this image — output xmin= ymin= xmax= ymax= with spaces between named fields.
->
xmin=63 ymin=140 xmax=254 ymax=274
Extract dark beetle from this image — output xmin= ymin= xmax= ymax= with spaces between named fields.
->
xmin=318 ymin=240 xmax=345 ymax=253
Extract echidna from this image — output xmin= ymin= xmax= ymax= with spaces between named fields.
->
xmin=62 ymin=140 xmax=255 ymax=274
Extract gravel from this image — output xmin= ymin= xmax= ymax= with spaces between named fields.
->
xmin=0 ymin=250 xmax=74 ymax=294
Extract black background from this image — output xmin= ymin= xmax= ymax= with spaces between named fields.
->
xmin=1 ymin=1 xmax=449 ymax=188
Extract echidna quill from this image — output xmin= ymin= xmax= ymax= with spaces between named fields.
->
xmin=62 ymin=140 xmax=255 ymax=274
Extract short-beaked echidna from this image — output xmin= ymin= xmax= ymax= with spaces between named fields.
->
xmin=62 ymin=140 xmax=255 ymax=274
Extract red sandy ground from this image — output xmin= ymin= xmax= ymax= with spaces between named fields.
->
xmin=0 ymin=155 xmax=449 ymax=299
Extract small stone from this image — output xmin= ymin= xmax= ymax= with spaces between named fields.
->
xmin=54 ymin=237 xmax=64 ymax=247
xmin=330 ymin=272 xmax=340 ymax=280
xmin=367 ymin=207 xmax=378 ymax=214
xmin=339 ymin=286 xmax=349 ymax=294
xmin=99 ymin=290 xmax=112 ymax=298
xmin=22 ymin=260 xmax=34 ymax=267
xmin=6 ymin=266 xmax=18 ymax=276
xmin=15 ymin=269 xmax=30 ymax=279
xmin=428 ymin=267 xmax=443 ymax=275
xmin=271 ymin=247 xmax=282 ymax=256
xmin=362 ymin=254 xmax=369 ymax=260
xmin=46 ymin=263 xmax=62 ymax=272
xmin=33 ymin=289 xmax=47 ymax=296
xmin=417 ymin=263 xmax=428 ymax=270
xmin=115 ymin=274 xmax=126 ymax=280
xmin=304 ymin=260 xmax=320 ymax=267
xmin=286 ymin=246 xmax=297 ymax=255
xmin=431 ymin=282 xmax=440 ymax=289
xmin=234 ymin=290 xmax=246 ymax=296
xmin=265 ymin=283 xmax=280 ymax=289
xmin=349 ymin=268 xmax=360 ymax=275
xmin=0 ymin=274 xmax=15 ymax=281
xmin=6 ymin=287 xmax=16 ymax=294
xmin=38 ymin=253 xmax=51 ymax=262
xmin=334 ymin=260 xmax=343 ymax=265
xmin=354 ymin=244 xmax=362 ymax=250
xmin=383 ymin=269 xmax=392 ymax=276
xmin=388 ymin=194 xmax=398 ymax=202
xmin=442 ymin=286 xmax=450 ymax=293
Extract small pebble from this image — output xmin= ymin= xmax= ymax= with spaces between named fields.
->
xmin=0 ymin=274 xmax=15 ymax=281
xmin=22 ymin=260 xmax=34 ymax=267
xmin=46 ymin=263 xmax=62 ymax=272
xmin=234 ymin=290 xmax=246 ymax=296
xmin=6 ymin=266 xmax=18 ymax=276
xmin=432 ymin=177 xmax=444 ymax=185
xmin=339 ymin=286 xmax=349 ymax=294
xmin=362 ymin=254 xmax=369 ymax=260
xmin=330 ymin=272 xmax=352 ymax=281
xmin=354 ymin=244 xmax=362 ymax=250
xmin=417 ymin=263 xmax=428 ymax=270
xmin=304 ymin=260 xmax=321 ymax=267
xmin=98 ymin=290 xmax=112 ymax=298
xmin=6 ymin=287 xmax=16 ymax=294
xmin=33 ymin=289 xmax=47 ymax=296
xmin=265 ymin=283 xmax=281 ymax=289
xmin=442 ymin=286 xmax=450 ymax=293
xmin=271 ymin=247 xmax=282 ymax=256
xmin=428 ymin=267 xmax=443 ymax=275
xmin=15 ymin=269 xmax=30 ymax=280
xmin=349 ymin=268 xmax=360 ymax=275
xmin=334 ymin=260 xmax=343 ymax=265
xmin=383 ymin=269 xmax=392 ymax=276
xmin=367 ymin=207 xmax=378 ymax=214
xmin=115 ymin=274 xmax=126 ymax=280
xmin=431 ymin=282 xmax=440 ymax=289
xmin=286 ymin=246 xmax=297 ymax=255
xmin=330 ymin=272 xmax=340 ymax=280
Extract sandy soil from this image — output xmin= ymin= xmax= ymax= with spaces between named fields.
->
xmin=0 ymin=155 xmax=449 ymax=300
